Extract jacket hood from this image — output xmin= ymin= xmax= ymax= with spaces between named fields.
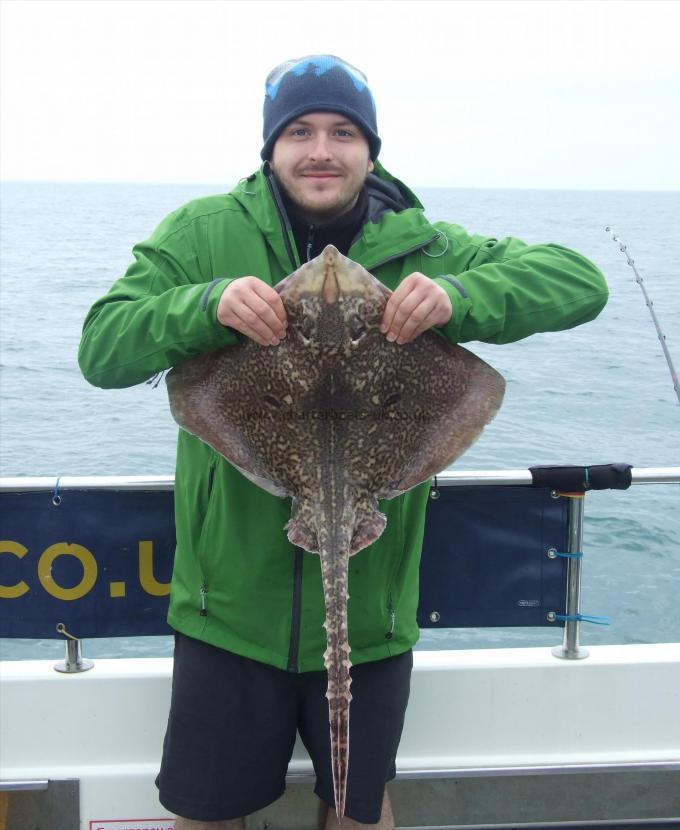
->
xmin=365 ymin=160 xmax=424 ymax=214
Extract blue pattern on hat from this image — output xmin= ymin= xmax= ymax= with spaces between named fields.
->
xmin=266 ymin=56 xmax=366 ymax=101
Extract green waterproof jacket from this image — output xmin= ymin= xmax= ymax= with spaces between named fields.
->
xmin=79 ymin=162 xmax=608 ymax=672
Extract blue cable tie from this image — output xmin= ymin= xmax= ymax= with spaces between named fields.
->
xmin=555 ymin=551 xmax=584 ymax=558
xmin=555 ymin=613 xmax=610 ymax=626
xmin=584 ymin=466 xmax=590 ymax=489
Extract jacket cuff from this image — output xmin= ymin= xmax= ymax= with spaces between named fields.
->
xmin=432 ymin=275 xmax=472 ymax=344
xmin=201 ymin=277 xmax=241 ymax=344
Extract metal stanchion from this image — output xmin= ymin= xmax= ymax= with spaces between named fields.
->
xmin=552 ymin=494 xmax=589 ymax=660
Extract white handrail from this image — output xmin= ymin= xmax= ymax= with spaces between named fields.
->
xmin=0 ymin=467 xmax=678 ymax=492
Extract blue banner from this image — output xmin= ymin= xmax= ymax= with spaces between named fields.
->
xmin=418 ymin=485 xmax=569 ymax=628
xmin=0 ymin=489 xmax=174 ymax=638
xmin=0 ymin=484 xmax=568 ymax=639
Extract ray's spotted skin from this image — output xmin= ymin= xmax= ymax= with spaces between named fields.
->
xmin=166 ymin=245 xmax=505 ymax=817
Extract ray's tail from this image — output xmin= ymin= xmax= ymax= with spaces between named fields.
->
xmin=320 ymin=542 xmax=352 ymax=818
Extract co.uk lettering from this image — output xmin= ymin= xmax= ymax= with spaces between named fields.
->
xmin=0 ymin=540 xmax=170 ymax=601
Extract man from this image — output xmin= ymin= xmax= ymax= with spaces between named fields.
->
xmin=79 ymin=55 xmax=608 ymax=830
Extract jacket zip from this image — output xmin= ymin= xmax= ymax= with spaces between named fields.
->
xmin=306 ymin=225 xmax=316 ymax=262
xmin=286 ymin=547 xmax=304 ymax=672
xmin=198 ymin=461 xmax=217 ymax=618
xmin=385 ymin=498 xmax=406 ymax=640
xmin=386 ymin=594 xmax=396 ymax=640
xmin=265 ymin=170 xmax=298 ymax=271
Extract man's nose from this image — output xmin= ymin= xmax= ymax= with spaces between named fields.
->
xmin=308 ymin=132 xmax=333 ymax=160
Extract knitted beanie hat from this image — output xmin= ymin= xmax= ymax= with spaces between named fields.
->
xmin=261 ymin=55 xmax=381 ymax=161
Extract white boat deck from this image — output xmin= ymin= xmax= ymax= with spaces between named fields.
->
xmin=2 ymin=643 xmax=679 ymax=828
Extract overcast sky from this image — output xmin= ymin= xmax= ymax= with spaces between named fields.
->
xmin=1 ymin=0 xmax=679 ymax=189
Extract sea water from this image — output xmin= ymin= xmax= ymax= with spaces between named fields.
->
xmin=1 ymin=182 xmax=678 ymax=660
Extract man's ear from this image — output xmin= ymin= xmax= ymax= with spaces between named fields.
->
xmin=367 ymin=159 xmax=374 ymax=174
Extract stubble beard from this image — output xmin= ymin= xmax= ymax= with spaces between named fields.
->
xmin=278 ymin=172 xmax=366 ymax=226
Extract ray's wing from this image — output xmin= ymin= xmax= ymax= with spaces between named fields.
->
xmin=372 ymin=334 xmax=506 ymax=499
xmin=166 ymin=345 xmax=290 ymax=498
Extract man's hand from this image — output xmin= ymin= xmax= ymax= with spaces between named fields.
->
xmin=217 ymin=277 xmax=287 ymax=346
xmin=381 ymin=272 xmax=452 ymax=344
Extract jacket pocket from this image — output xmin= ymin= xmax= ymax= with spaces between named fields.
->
xmin=383 ymin=497 xmax=406 ymax=639
xmin=195 ymin=458 xmax=218 ymax=616
xmin=385 ymin=592 xmax=397 ymax=640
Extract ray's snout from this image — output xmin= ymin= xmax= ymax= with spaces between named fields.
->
xmin=321 ymin=244 xmax=340 ymax=264
xmin=281 ymin=245 xmax=383 ymax=310
xmin=319 ymin=245 xmax=375 ymax=305
xmin=321 ymin=245 xmax=340 ymax=306
xmin=322 ymin=254 xmax=340 ymax=304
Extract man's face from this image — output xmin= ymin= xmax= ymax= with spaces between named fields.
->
xmin=269 ymin=111 xmax=374 ymax=224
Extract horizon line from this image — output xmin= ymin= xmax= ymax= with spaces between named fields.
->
xmin=1 ymin=179 xmax=679 ymax=194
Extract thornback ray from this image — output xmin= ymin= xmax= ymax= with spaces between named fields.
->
xmin=166 ymin=245 xmax=505 ymax=818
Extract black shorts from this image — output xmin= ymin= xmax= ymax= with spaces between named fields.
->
xmin=156 ymin=633 xmax=412 ymax=824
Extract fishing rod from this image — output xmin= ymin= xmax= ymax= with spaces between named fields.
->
xmin=605 ymin=226 xmax=680 ymax=407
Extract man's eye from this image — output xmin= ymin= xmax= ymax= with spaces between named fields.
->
xmin=291 ymin=128 xmax=308 ymax=137
xmin=336 ymin=129 xmax=353 ymax=138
